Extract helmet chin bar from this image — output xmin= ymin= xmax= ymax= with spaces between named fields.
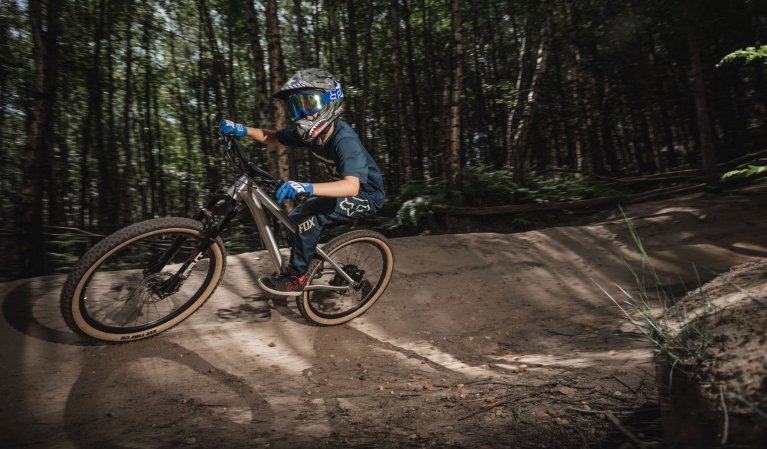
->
xmin=296 ymin=117 xmax=331 ymax=143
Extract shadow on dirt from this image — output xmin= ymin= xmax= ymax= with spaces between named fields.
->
xmin=61 ymin=337 xmax=275 ymax=448
xmin=2 ymin=280 xmax=92 ymax=346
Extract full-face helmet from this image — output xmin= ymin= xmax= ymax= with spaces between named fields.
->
xmin=274 ymin=68 xmax=344 ymax=143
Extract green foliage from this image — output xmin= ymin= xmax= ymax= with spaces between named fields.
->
xmin=721 ymin=160 xmax=767 ymax=182
xmin=6 ymin=0 xmax=767 ymax=279
xmin=461 ymin=166 xmax=518 ymax=206
xmin=516 ymin=172 xmax=609 ymax=204
xmin=461 ymin=167 xmax=612 ymax=207
xmin=388 ymin=168 xmax=619 ymax=234
xmin=393 ymin=179 xmax=448 ymax=232
xmin=717 ymin=45 xmax=767 ymax=67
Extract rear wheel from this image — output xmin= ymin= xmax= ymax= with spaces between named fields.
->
xmin=60 ymin=217 xmax=227 ymax=343
xmin=297 ymin=230 xmax=394 ymax=326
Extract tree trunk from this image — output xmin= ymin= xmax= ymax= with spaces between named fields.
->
xmin=505 ymin=17 xmax=528 ymax=168
xmin=447 ymin=0 xmax=463 ymax=201
xmin=390 ymin=0 xmax=413 ymax=182
xmin=197 ymin=0 xmax=227 ymax=116
xmin=121 ymin=3 xmax=135 ymax=223
xmin=346 ymin=0 xmax=362 ymax=132
xmin=98 ymin=0 xmax=119 ymax=230
xmin=142 ymin=9 xmax=158 ymax=216
xmin=265 ymin=0 xmax=289 ymax=180
xmin=153 ymin=76 xmax=167 ymax=216
xmin=682 ymin=0 xmax=718 ymax=185
xmin=403 ymin=0 xmax=424 ymax=178
xmin=19 ymin=0 xmax=59 ymax=277
xmin=312 ymin=0 xmax=321 ymax=66
xmin=359 ymin=0 xmax=375 ymax=149
xmin=194 ymin=20 xmax=216 ymax=194
xmin=420 ymin=0 xmax=439 ymax=173
xmin=293 ymin=0 xmax=309 ymax=64
xmin=509 ymin=7 xmax=551 ymax=185
xmin=243 ymin=0 xmax=268 ymax=125
xmin=170 ymin=35 xmax=196 ymax=215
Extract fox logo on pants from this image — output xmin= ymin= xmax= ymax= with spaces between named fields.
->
xmin=340 ymin=197 xmax=371 ymax=217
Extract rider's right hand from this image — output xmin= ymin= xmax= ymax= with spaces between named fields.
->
xmin=219 ymin=120 xmax=248 ymax=137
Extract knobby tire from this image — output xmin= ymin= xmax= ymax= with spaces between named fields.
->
xmin=60 ymin=217 xmax=227 ymax=343
xmin=297 ymin=230 xmax=394 ymax=326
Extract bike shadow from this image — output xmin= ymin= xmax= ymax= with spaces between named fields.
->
xmin=228 ymin=258 xmax=310 ymax=326
xmin=60 ymin=336 xmax=275 ymax=448
xmin=1 ymin=278 xmax=279 ymax=448
xmin=2 ymin=277 xmax=94 ymax=346
xmin=0 ymin=274 xmax=312 ymax=347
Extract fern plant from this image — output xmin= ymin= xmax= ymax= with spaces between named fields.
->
xmin=717 ymin=46 xmax=767 ymax=180
xmin=717 ymin=45 xmax=767 ymax=67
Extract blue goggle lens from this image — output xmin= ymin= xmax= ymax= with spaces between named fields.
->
xmin=286 ymin=86 xmax=343 ymax=120
xmin=287 ymin=92 xmax=327 ymax=119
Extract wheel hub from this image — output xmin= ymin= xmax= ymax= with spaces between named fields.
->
xmin=329 ymin=264 xmax=365 ymax=288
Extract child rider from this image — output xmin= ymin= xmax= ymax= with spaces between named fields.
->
xmin=219 ymin=68 xmax=385 ymax=296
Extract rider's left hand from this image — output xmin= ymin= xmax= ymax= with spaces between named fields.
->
xmin=276 ymin=181 xmax=314 ymax=204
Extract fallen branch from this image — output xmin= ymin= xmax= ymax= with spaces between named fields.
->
xmin=605 ymin=411 xmax=646 ymax=449
xmin=398 ymin=393 xmax=423 ymax=398
xmin=733 ymin=393 xmax=767 ymax=420
xmin=565 ymin=406 xmax=631 ymax=415
xmin=611 ymin=373 xmax=639 ymax=396
xmin=458 ymin=397 xmax=524 ymax=421
xmin=463 ymin=380 xmax=559 ymax=389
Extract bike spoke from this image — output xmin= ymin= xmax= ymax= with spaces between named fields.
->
xmin=79 ymin=231 xmax=215 ymax=332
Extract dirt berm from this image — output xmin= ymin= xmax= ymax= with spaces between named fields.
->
xmin=2 ymin=180 xmax=766 ymax=448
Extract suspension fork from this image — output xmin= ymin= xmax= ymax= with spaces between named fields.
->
xmin=144 ymin=193 xmax=237 ymax=296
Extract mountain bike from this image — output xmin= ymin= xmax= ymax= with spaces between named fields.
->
xmin=60 ymin=133 xmax=394 ymax=343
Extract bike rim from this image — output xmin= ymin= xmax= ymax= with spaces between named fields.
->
xmin=305 ymin=239 xmax=389 ymax=320
xmin=77 ymin=230 xmax=218 ymax=335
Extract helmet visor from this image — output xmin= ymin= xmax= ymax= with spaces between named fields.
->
xmin=286 ymin=92 xmax=328 ymax=120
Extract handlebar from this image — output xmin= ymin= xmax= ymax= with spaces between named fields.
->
xmin=218 ymin=132 xmax=279 ymax=187
xmin=218 ymin=132 xmax=309 ymax=203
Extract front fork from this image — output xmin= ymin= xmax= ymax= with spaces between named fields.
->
xmin=143 ymin=193 xmax=238 ymax=297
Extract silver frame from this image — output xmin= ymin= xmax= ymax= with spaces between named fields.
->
xmin=228 ymin=175 xmax=357 ymax=287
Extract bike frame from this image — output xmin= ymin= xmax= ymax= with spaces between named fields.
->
xmin=229 ymin=175 xmax=358 ymax=288
xmin=150 ymin=135 xmax=359 ymax=296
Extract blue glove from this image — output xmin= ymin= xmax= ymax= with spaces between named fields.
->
xmin=276 ymin=181 xmax=314 ymax=204
xmin=219 ymin=119 xmax=248 ymax=137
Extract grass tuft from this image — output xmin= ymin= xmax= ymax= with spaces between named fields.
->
xmin=596 ymin=207 xmax=719 ymax=375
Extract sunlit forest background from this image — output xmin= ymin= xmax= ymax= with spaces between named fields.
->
xmin=3 ymin=0 xmax=767 ymax=279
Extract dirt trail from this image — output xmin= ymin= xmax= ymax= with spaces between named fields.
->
xmin=2 ymin=181 xmax=766 ymax=449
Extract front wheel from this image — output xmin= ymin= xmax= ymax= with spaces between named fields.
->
xmin=297 ymin=230 xmax=394 ymax=326
xmin=60 ymin=217 xmax=227 ymax=343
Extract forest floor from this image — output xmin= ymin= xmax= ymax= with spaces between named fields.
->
xmin=1 ymin=179 xmax=767 ymax=449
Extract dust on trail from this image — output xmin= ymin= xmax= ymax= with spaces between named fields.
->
xmin=2 ymin=182 xmax=766 ymax=448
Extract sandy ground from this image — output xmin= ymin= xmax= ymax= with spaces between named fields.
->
xmin=2 ymin=181 xmax=767 ymax=449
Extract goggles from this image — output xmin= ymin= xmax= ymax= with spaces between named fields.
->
xmin=286 ymin=87 xmax=343 ymax=120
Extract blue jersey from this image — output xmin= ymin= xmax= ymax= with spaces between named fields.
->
xmin=277 ymin=119 xmax=385 ymax=208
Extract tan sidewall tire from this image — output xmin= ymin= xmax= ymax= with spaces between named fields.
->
xmin=61 ymin=218 xmax=226 ymax=343
xmin=298 ymin=233 xmax=393 ymax=326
